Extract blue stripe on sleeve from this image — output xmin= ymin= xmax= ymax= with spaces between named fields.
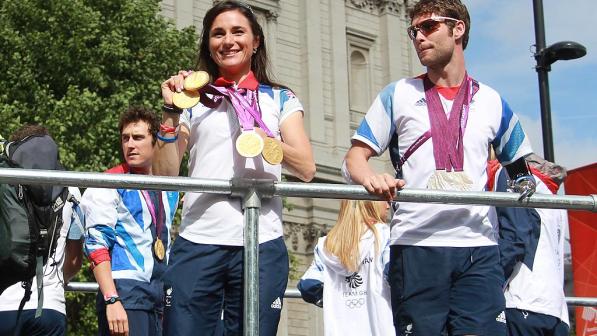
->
xmin=259 ymin=84 xmax=274 ymax=100
xmin=494 ymin=98 xmax=514 ymax=149
xmin=111 ymin=244 xmax=136 ymax=271
xmin=115 ymin=221 xmax=145 ymax=271
xmin=278 ymin=89 xmax=290 ymax=112
xmin=84 ymin=225 xmax=116 ymax=256
xmin=380 ymin=82 xmax=397 ymax=138
xmin=497 ymin=121 xmax=526 ymax=163
xmin=355 ymin=120 xmax=381 ymax=149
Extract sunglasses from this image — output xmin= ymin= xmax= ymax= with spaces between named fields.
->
xmin=407 ymin=16 xmax=461 ymax=40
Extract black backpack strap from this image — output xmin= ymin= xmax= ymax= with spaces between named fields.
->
xmin=34 ymin=255 xmax=44 ymax=318
xmin=14 ymin=279 xmax=33 ymax=336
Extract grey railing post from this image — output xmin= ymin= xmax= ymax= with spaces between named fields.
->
xmin=242 ymin=187 xmax=261 ymax=336
xmin=231 ymin=178 xmax=275 ymax=336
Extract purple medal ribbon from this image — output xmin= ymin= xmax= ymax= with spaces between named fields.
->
xmin=394 ymin=75 xmax=479 ymax=173
xmin=199 ymin=84 xmax=275 ymax=137
xmin=141 ymin=190 xmax=164 ymax=241
xmin=423 ymin=74 xmax=470 ymax=172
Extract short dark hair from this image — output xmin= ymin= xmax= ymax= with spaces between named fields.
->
xmin=409 ymin=0 xmax=471 ymax=49
xmin=118 ymin=106 xmax=160 ymax=145
xmin=197 ymin=0 xmax=287 ymax=89
xmin=9 ymin=124 xmax=50 ymax=142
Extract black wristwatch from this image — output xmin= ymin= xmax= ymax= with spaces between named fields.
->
xmin=162 ymin=104 xmax=183 ymax=114
xmin=104 ymin=296 xmax=121 ymax=305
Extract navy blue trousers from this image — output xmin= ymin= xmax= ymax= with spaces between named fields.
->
xmin=97 ymin=308 xmax=162 ymax=336
xmin=0 ymin=309 xmax=66 ymax=336
xmin=506 ymin=308 xmax=569 ymax=336
xmin=389 ymin=245 xmax=507 ymax=336
xmin=163 ymin=237 xmax=289 ymax=336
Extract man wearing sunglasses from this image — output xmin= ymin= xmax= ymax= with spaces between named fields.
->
xmin=344 ymin=0 xmax=536 ymax=335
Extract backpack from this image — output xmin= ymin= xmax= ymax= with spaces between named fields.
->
xmin=0 ymin=134 xmax=72 ymax=317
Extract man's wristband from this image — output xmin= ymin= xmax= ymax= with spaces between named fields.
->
xmin=160 ymin=123 xmax=178 ymax=134
xmin=157 ymin=133 xmax=178 ymax=143
xmin=162 ymin=104 xmax=183 ymax=115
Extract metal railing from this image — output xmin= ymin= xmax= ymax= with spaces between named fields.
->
xmin=64 ymin=282 xmax=597 ymax=307
xmin=2 ymin=168 xmax=596 ymax=336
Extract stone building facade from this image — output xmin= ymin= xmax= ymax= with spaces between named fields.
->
xmin=160 ymin=0 xmax=422 ymax=334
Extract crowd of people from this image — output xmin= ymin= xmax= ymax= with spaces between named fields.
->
xmin=0 ymin=0 xmax=571 ymax=335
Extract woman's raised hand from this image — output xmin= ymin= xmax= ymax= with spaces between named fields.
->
xmin=161 ymin=70 xmax=192 ymax=105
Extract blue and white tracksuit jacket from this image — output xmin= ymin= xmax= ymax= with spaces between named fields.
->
xmin=82 ymin=169 xmax=179 ymax=311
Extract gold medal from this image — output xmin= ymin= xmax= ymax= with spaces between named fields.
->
xmin=172 ymin=90 xmax=201 ymax=109
xmin=262 ymin=137 xmax=283 ymax=165
xmin=235 ymin=131 xmax=264 ymax=157
xmin=427 ymin=170 xmax=473 ymax=191
xmin=184 ymin=71 xmax=210 ymax=91
xmin=153 ymin=239 xmax=165 ymax=262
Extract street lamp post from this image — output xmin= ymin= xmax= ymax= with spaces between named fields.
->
xmin=532 ymin=0 xmax=586 ymax=162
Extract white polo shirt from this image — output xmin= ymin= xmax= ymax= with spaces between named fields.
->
xmin=179 ymin=84 xmax=303 ymax=246
xmin=351 ymin=76 xmax=532 ymax=247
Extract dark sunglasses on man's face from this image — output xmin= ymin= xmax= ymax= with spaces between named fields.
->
xmin=407 ymin=16 xmax=460 ymax=40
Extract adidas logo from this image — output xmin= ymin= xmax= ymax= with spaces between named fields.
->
xmin=495 ymin=311 xmax=506 ymax=324
xmin=415 ymin=98 xmax=426 ymax=106
xmin=271 ymin=297 xmax=282 ymax=309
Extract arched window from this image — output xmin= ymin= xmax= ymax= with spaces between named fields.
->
xmin=349 ymin=50 xmax=370 ymax=113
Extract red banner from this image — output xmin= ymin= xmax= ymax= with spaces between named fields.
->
xmin=566 ymin=163 xmax=597 ymax=335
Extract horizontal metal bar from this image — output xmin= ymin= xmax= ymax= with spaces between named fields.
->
xmin=64 ymin=283 xmax=595 ymax=306
xmin=276 ymin=182 xmax=597 ymax=212
xmin=2 ymin=168 xmax=594 ymax=212
xmin=565 ymin=297 xmax=597 ymax=307
xmin=0 ymin=168 xmax=231 ymax=194
xmin=66 ymin=282 xmax=99 ymax=293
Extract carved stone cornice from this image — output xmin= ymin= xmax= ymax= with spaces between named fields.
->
xmin=263 ymin=10 xmax=279 ymax=22
xmin=283 ymin=222 xmax=327 ymax=252
xmin=346 ymin=0 xmax=409 ymax=16
xmin=213 ymin=0 xmax=279 ymax=22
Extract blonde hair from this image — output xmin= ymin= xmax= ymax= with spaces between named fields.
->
xmin=324 ymin=200 xmax=387 ymax=272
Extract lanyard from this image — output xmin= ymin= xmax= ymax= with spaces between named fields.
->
xmin=394 ymin=76 xmax=479 ymax=174
xmin=423 ymin=74 xmax=473 ymax=172
xmin=200 ymin=84 xmax=275 ymax=137
xmin=140 ymin=190 xmax=164 ymax=240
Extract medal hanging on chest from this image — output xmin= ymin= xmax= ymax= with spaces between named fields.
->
xmin=262 ymin=137 xmax=283 ymax=165
xmin=423 ymin=74 xmax=474 ymax=191
xmin=227 ymin=88 xmax=283 ymax=164
xmin=141 ymin=190 xmax=166 ymax=262
xmin=153 ymin=239 xmax=166 ymax=261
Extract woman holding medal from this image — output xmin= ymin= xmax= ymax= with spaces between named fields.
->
xmin=155 ymin=1 xmax=315 ymax=335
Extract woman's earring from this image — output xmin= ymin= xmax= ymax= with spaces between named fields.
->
xmin=252 ymin=48 xmax=257 ymax=54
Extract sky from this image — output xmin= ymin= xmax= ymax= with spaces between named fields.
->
xmin=462 ymin=0 xmax=596 ymax=171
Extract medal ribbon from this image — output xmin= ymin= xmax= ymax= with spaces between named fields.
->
xmin=394 ymin=77 xmax=479 ymax=174
xmin=199 ymin=84 xmax=276 ymax=137
xmin=423 ymin=74 xmax=472 ymax=172
xmin=141 ymin=190 xmax=164 ymax=242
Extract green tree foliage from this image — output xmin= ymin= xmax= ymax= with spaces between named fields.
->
xmin=0 ymin=0 xmax=197 ymax=172
xmin=0 ymin=0 xmax=197 ymax=334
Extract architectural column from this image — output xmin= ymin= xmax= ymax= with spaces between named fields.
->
xmin=303 ymin=0 xmax=325 ymax=144
xmin=379 ymin=7 xmax=405 ymax=83
xmin=174 ymin=0 xmax=194 ymax=29
xmin=330 ymin=0 xmax=351 ymax=150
